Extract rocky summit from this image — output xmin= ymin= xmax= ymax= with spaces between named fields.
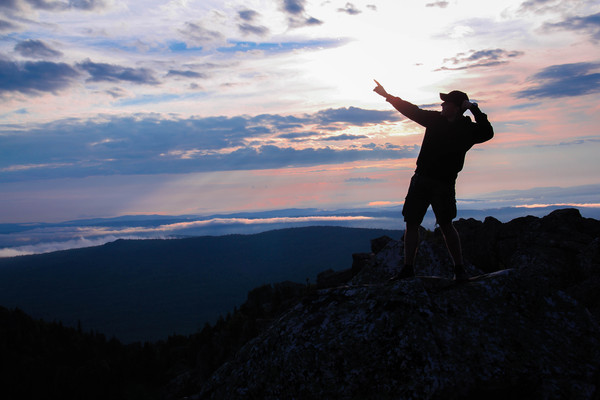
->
xmin=184 ymin=209 xmax=600 ymax=399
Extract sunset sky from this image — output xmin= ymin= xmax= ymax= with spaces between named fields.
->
xmin=1 ymin=0 xmax=599 ymax=223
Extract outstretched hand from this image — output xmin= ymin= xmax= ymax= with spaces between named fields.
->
xmin=373 ymin=79 xmax=389 ymax=98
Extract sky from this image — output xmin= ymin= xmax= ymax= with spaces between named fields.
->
xmin=1 ymin=0 xmax=600 ymax=223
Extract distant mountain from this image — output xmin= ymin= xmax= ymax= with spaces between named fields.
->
xmin=0 ymin=226 xmax=401 ymax=343
xmin=2 ymin=205 xmax=599 ymax=256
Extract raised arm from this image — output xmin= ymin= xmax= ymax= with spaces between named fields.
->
xmin=373 ymin=79 xmax=436 ymax=127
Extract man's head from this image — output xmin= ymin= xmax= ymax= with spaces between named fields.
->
xmin=440 ymin=90 xmax=469 ymax=107
xmin=440 ymin=90 xmax=469 ymax=120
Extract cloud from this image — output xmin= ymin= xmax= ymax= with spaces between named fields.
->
xmin=179 ymin=21 xmax=226 ymax=48
xmin=438 ymin=48 xmax=524 ymax=71
xmin=166 ymin=69 xmax=207 ymax=79
xmin=345 ymin=177 xmax=384 ymax=184
xmin=15 ymin=39 xmax=63 ymax=59
xmin=277 ymin=131 xmax=317 ymax=141
xmin=0 ymin=58 xmax=79 ymax=94
xmin=0 ymin=215 xmax=382 ymax=257
xmin=322 ymin=134 xmax=368 ymax=141
xmin=425 ymin=1 xmax=449 ymax=8
xmin=1 ymin=0 xmax=109 ymax=12
xmin=0 ymin=107 xmax=417 ymax=181
xmin=518 ymin=0 xmax=584 ymax=15
xmin=203 ymin=144 xmax=417 ymax=171
xmin=0 ymin=19 xmax=19 ymax=31
xmin=0 ymin=0 xmax=19 ymax=11
xmin=542 ymin=12 xmax=600 ymax=41
xmin=238 ymin=9 xmax=259 ymax=21
xmin=281 ymin=0 xmax=304 ymax=15
xmin=515 ymin=62 xmax=600 ymax=99
xmin=238 ymin=23 xmax=270 ymax=36
xmin=338 ymin=3 xmax=361 ymax=15
xmin=67 ymin=0 xmax=109 ymax=11
xmin=77 ymin=59 xmax=159 ymax=84
xmin=219 ymin=39 xmax=345 ymax=55
xmin=472 ymin=183 xmax=600 ymax=208
xmin=280 ymin=0 xmax=323 ymax=28
xmin=313 ymin=106 xmax=402 ymax=126
xmin=533 ymin=136 xmax=600 ymax=147
xmin=237 ymin=9 xmax=269 ymax=36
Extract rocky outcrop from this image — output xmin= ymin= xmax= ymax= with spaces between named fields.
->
xmin=188 ymin=209 xmax=600 ymax=399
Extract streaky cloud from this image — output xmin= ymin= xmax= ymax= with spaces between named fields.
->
xmin=345 ymin=177 xmax=384 ymax=184
xmin=313 ymin=106 xmax=402 ymax=126
xmin=322 ymin=134 xmax=369 ymax=141
xmin=0 ymin=19 xmax=19 ymax=31
xmin=68 ymin=0 xmax=109 ymax=11
xmin=238 ymin=23 xmax=269 ymax=36
xmin=534 ymin=136 xmax=600 ymax=147
xmin=542 ymin=12 xmax=600 ymax=41
xmin=0 ymin=107 xmax=417 ymax=181
xmin=472 ymin=183 xmax=600 ymax=205
xmin=0 ymin=215 xmax=383 ymax=257
xmin=14 ymin=39 xmax=63 ymax=59
xmin=219 ymin=39 xmax=346 ymax=54
xmin=425 ymin=1 xmax=449 ymax=8
xmin=515 ymin=62 xmax=600 ymax=99
xmin=78 ymin=59 xmax=159 ymax=84
xmin=166 ymin=69 xmax=207 ymax=79
xmin=0 ymin=58 xmax=79 ymax=94
xmin=438 ymin=48 xmax=524 ymax=71
xmin=179 ymin=21 xmax=226 ymax=48
xmin=1 ymin=0 xmax=109 ymax=12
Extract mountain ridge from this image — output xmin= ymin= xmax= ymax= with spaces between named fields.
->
xmin=0 ymin=226 xmax=401 ymax=342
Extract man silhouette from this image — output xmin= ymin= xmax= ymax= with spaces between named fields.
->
xmin=373 ymin=80 xmax=494 ymax=281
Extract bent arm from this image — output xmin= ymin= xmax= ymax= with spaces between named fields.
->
xmin=469 ymin=104 xmax=494 ymax=143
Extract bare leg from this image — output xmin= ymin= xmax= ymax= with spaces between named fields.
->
xmin=404 ymin=222 xmax=420 ymax=266
xmin=438 ymin=222 xmax=469 ymax=281
xmin=438 ymin=222 xmax=463 ymax=266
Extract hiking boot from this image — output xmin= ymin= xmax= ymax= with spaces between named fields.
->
xmin=390 ymin=264 xmax=415 ymax=281
xmin=453 ymin=264 xmax=469 ymax=282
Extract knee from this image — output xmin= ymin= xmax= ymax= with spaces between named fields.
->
xmin=406 ymin=222 xmax=420 ymax=232
xmin=438 ymin=222 xmax=457 ymax=236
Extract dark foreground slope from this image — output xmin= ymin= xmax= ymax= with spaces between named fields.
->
xmin=185 ymin=209 xmax=600 ymax=399
xmin=2 ymin=209 xmax=599 ymax=399
xmin=0 ymin=226 xmax=400 ymax=342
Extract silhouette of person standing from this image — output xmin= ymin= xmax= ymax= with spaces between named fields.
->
xmin=373 ymin=80 xmax=494 ymax=281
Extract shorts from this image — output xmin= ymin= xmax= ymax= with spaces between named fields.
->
xmin=402 ymin=173 xmax=457 ymax=225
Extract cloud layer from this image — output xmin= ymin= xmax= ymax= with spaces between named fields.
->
xmin=0 ymin=107 xmax=412 ymax=181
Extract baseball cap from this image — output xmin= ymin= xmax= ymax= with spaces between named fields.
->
xmin=440 ymin=90 xmax=469 ymax=107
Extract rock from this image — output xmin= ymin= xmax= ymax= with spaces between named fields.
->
xmin=370 ymin=235 xmax=394 ymax=254
xmin=196 ymin=269 xmax=600 ymax=399
xmin=179 ymin=209 xmax=600 ymax=399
